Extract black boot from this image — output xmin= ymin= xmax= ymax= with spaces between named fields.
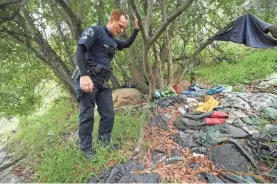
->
xmin=98 ymin=137 xmax=119 ymax=151
xmin=83 ymin=150 xmax=97 ymax=160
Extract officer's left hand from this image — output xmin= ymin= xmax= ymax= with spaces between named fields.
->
xmin=80 ymin=75 xmax=94 ymax=93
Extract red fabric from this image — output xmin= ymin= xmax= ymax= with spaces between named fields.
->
xmin=205 ymin=112 xmax=229 ymax=125
xmin=173 ymin=84 xmax=182 ymax=94
xmin=205 ymin=118 xmax=226 ymax=125
xmin=210 ymin=112 xmax=229 ymax=118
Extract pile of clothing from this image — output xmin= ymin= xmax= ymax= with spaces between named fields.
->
xmin=173 ymin=92 xmax=277 ymax=182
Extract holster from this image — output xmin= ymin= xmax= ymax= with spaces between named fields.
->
xmin=88 ymin=64 xmax=111 ymax=81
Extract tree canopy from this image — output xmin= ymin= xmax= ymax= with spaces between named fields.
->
xmin=1 ymin=0 xmax=277 ymax=116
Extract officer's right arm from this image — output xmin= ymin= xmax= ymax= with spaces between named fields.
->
xmin=77 ymin=27 xmax=99 ymax=93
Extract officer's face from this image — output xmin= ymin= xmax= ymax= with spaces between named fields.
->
xmin=111 ymin=15 xmax=127 ymax=37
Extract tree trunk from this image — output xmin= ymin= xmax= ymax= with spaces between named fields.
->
xmin=143 ymin=45 xmax=156 ymax=99
xmin=110 ymin=72 xmax=121 ymax=89
xmin=128 ymin=63 xmax=148 ymax=92
xmin=164 ymin=28 xmax=173 ymax=86
xmin=51 ymin=5 xmax=75 ymax=68
xmin=129 ymin=0 xmax=194 ymax=99
xmin=161 ymin=0 xmax=173 ymax=86
xmin=97 ymin=0 xmax=105 ymax=25
xmin=152 ymin=43 xmax=164 ymax=90
xmin=22 ymin=9 xmax=76 ymax=101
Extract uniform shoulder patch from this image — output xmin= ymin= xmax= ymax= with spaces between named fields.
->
xmin=81 ymin=35 xmax=87 ymax=40
xmin=85 ymin=28 xmax=94 ymax=36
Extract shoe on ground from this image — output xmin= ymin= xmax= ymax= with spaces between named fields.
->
xmin=83 ymin=150 xmax=97 ymax=161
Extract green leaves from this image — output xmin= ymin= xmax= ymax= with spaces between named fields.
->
xmin=196 ymin=49 xmax=277 ymax=85
xmin=0 ymin=41 xmax=47 ymax=116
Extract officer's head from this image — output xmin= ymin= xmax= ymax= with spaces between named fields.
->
xmin=107 ymin=9 xmax=128 ymax=37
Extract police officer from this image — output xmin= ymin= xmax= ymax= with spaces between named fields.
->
xmin=74 ymin=9 xmax=140 ymax=160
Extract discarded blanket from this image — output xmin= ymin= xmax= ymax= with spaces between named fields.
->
xmin=194 ymin=124 xmax=249 ymax=147
xmin=209 ymin=142 xmax=254 ymax=172
xmin=207 ymin=86 xmax=225 ymax=95
xmin=220 ymin=92 xmax=277 ymax=111
xmin=182 ymin=84 xmax=207 ymax=97
xmin=157 ymin=95 xmax=187 ymax=108
xmin=255 ymin=73 xmax=277 ymax=89
xmin=210 ymin=13 xmax=277 ymax=48
xmin=150 ymin=113 xmax=169 ymax=130
xmin=174 ymin=130 xmax=200 ymax=149
xmin=182 ymin=84 xmax=226 ymax=97
xmin=89 ymin=161 xmax=160 ymax=183
xmin=175 ymin=111 xmax=228 ymax=130
xmin=198 ymin=172 xmax=259 ymax=183
xmin=175 ymin=123 xmax=248 ymax=149
xmin=262 ymin=105 xmax=277 ymax=120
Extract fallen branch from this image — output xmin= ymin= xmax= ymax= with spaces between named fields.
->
xmin=134 ymin=112 xmax=151 ymax=154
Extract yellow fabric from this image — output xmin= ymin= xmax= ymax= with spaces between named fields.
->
xmin=195 ymin=95 xmax=219 ymax=112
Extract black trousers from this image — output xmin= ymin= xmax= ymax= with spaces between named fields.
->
xmin=74 ymin=74 xmax=115 ymax=152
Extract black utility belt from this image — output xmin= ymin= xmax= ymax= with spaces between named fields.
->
xmin=87 ymin=65 xmax=111 ymax=81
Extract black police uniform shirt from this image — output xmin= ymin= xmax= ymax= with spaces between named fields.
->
xmin=78 ymin=26 xmax=138 ymax=69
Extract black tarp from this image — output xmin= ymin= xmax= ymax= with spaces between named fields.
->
xmin=210 ymin=13 xmax=277 ymax=48
xmin=89 ymin=161 xmax=160 ymax=183
xmin=198 ymin=172 xmax=259 ymax=183
xmin=209 ymin=139 xmax=259 ymax=172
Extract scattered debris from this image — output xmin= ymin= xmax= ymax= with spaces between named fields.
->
xmin=91 ymin=78 xmax=277 ymax=183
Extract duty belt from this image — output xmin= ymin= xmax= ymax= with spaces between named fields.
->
xmin=98 ymin=68 xmax=111 ymax=81
xmin=88 ymin=65 xmax=111 ymax=81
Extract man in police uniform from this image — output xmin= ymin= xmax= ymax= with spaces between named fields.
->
xmin=74 ymin=9 xmax=140 ymax=160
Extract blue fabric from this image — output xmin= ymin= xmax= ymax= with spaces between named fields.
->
xmin=207 ymin=86 xmax=225 ymax=95
xmin=181 ymin=84 xmax=207 ymax=97
xmin=182 ymin=85 xmax=225 ymax=97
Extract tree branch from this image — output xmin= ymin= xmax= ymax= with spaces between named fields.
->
xmin=176 ymin=21 xmax=234 ymax=84
xmin=0 ymin=0 xmax=27 ymax=24
xmin=0 ymin=0 xmax=21 ymax=9
xmin=79 ymin=0 xmax=85 ymax=20
xmin=148 ymin=0 xmax=194 ymax=46
xmin=22 ymin=9 xmax=73 ymax=85
xmin=1 ymin=28 xmax=51 ymax=66
xmin=55 ymin=0 xmax=82 ymax=41
xmin=51 ymin=5 xmax=74 ymax=67
xmin=128 ymin=0 xmax=146 ymax=41
xmin=144 ymin=0 xmax=153 ymax=39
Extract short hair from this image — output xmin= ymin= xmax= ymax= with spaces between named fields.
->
xmin=110 ymin=9 xmax=128 ymax=21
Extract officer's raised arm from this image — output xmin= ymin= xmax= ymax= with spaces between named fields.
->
xmin=116 ymin=19 xmax=140 ymax=50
